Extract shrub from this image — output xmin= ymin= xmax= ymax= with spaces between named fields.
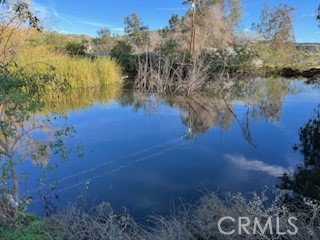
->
xmin=0 ymin=218 xmax=48 ymax=240
xmin=65 ymin=41 xmax=87 ymax=56
xmin=202 ymin=45 xmax=255 ymax=74
xmin=110 ymin=41 xmax=137 ymax=78
xmin=158 ymin=39 xmax=190 ymax=63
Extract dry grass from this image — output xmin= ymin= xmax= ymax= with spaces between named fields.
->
xmin=42 ymin=202 xmax=145 ymax=240
xmin=28 ymin=191 xmax=320 ymax=240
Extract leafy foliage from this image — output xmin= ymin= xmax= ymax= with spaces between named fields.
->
xmin=158 ymin=39 xmax=188 ymax=62
xmin=110 ymin=41 xmax=137 ymax=78
xmin=0 ymin=0 xmax=42 ymax=31
xmin=0 ymin=219 xmax=48 ymax=240
xmin=124 ymin=13 xmax=149 ymax=51
xmin=65 ymin=41 xmax=87 ymax=56
xmin=202 ymin=45 xmax=255 ymax=73
xmin=0 ymin=62 xmax=77 ymax=225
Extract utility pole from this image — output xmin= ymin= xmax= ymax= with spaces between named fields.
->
xmin=190 ymin=0 xmax=196 ymax=55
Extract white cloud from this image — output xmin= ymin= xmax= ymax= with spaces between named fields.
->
xmin=225 ymin=154 xmax=291 ymax=177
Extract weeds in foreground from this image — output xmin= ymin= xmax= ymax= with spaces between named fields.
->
xmin=2 ymin=191 xmax=319 ymax=240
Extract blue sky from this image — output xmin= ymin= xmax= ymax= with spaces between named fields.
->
xmin=31 ymin=0 xmax=320 ymax=43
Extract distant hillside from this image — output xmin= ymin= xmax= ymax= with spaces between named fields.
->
xmin=295 ymin=43 xmax=320 ymax=52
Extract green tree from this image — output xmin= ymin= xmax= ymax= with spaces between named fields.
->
xmin=0 ymin=63 xmax=74 ymax=224
xmin=0 ymin=0 xmax=74 ymax=225
xmin=110 ymin=41 xmax=137 ymax=77
xmin=169 ymin=14 xmax=181 ymax=31
xmin=124 ymin=13 xmax=149 ymax=51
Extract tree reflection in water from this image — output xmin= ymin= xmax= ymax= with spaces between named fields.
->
xmin=117 ymin=77 xmax=293 ymax=143
xmin=171 ymin=95 xmax=234 ymax=140
xmin=279 ymin=105 xmax=320 ymax=201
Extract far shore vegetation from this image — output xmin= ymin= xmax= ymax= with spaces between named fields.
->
xmin=2 ymin=0 xmax=319 ymax=93
xmin=1 ymin=0 xmax=320 ymax=239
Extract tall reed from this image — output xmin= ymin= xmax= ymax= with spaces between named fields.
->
xmin=13 ymin=46 xmax=122 ymax=88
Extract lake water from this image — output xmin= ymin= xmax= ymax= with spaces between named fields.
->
xmin=20 ymin=78 xmax=320 ymax=218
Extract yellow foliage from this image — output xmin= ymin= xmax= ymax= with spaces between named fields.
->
xmin=13 ymin=45 xmax=122 ymax=88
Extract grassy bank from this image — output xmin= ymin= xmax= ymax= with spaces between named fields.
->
xmin=252 ymin=43 xmax=320 ymax=70
xmin=13 ymin=45 xmax=122 ymax=88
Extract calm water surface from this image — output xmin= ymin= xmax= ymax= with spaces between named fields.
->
xmin=20 ymin=78 xmax=320 ymax=217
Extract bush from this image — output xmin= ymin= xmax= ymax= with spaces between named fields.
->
xmin=157 ymin=39 xmax=192 ymax=64
xmin=0 ymin=218 xmax=48 ymax=240
xmin=110 ymin=41 xmax=137 ymax=78
xmin=65 ymin=41 xmax=87 ymax=56
xmin=203 ymin=45 xmax=255 ymax=74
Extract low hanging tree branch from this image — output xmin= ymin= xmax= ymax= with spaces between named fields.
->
xmin=1 ymin=0 xmax=42 ymax=30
